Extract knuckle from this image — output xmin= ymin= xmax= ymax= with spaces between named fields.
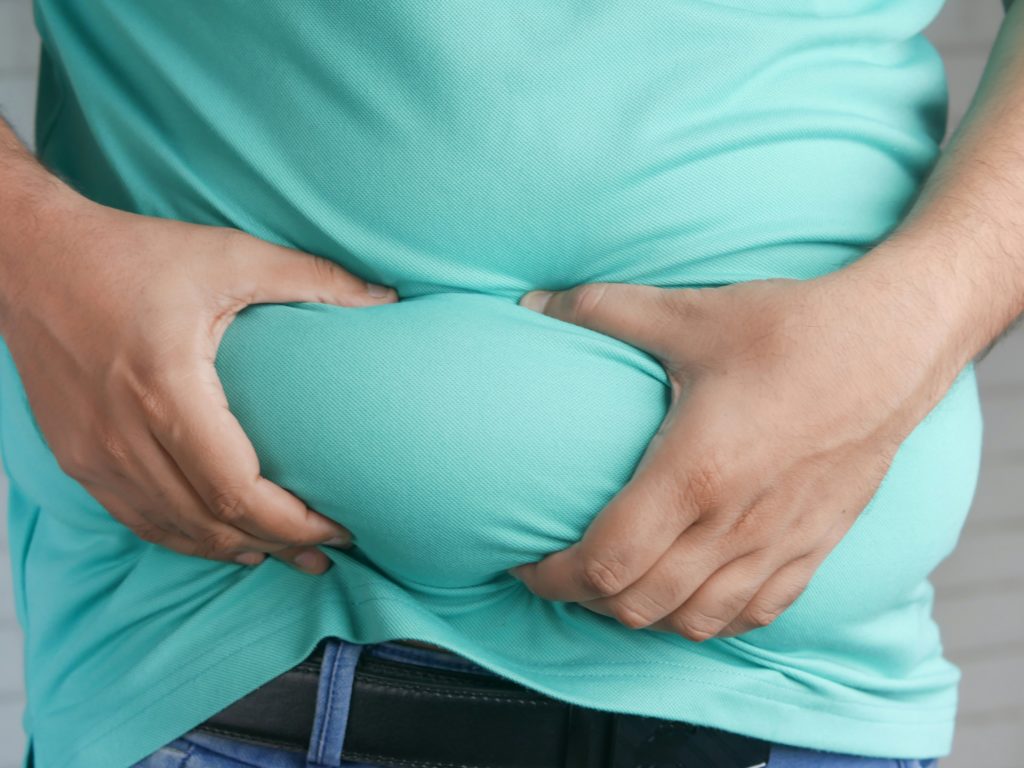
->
xmin=727 ymin=502 xmax=768 ymax=543
xmin=682 ymin=460 xmax=726 ymax=513
xmin=209 ymin=486 xmax=250 ymax=525
xmin=194 ymin=528 xmax=246 ymax=560
xmin=671 ymin=609 xmax=726 ymax=643
xmin=131 ymin=521 xmax=168 ymax=545
xmin=137 ymin=385 xmax=171 ymax=426
xmin=580 ymin=552 xmax=629 ymax=597
xmin=95 ymin=427 xmax=129 ymax=464
xmin=566 ymin=282 xmax=610 ymax=325
xmin=310 ymin=255 xmax=341 ymax=286
xmin=610 ymin=593 xmax=670 ymax=630
xmin=612 ymin=605 xmax=653 ymax=630
xmin=740 ymin=603 xmax=782 ymax=629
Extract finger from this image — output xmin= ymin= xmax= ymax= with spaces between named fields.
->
xmin=575 ymin=454 xmax=845 ymax=632
xmin=649 ymin=549 xmax=781 ymax=642
xmin=576 ymin=519 xmax=741 ymax=630
xmin=228 ymin=233 xmax=399 ymax=308
xmin=145 ymin=361 xmax=351 ymax=548
xmin=712 ymin=493 xmax=861 ymax=639
xmin=517 ymin=282 xmax=701 ymax=362
xmin=94 ymin=466 xmax=331 ymax=573
xmin=510 ymin=414 xmax=712 ymax=603
xmin=715 ymin=553 xmax=822 ymax=639
xmin=129 ymin=425 xmax=345 ymax=571
xmin=270 ymin=546 xmax=333 ymax=575
xmin=105 ymin=420 xmax=295 ymax=553
xmin=87 ymin=481 xmax=266 ymax=566
xmin=86 ymin=480 xmax=184 ymax=540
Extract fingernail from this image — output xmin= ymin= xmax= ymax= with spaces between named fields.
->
xmin=519 ymin=290 xmax=553 ymax=313
xmin=367 ymin=282 xmax=392 ymax=298
xmin=294 ymin=550 xmax=326 ymax=573
xmin=235 ymin=552 xmax=265 ymax=566
xmin=325 ymin=534 xmax=354 ymax=549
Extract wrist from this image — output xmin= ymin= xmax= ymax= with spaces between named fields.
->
xmin=818 ymin=235 xmax=977 ymax=412
xmin=0 ymin=172 xmax=97 ymax=335
xmin=883 ymin=216 xmax=1023 ymax=366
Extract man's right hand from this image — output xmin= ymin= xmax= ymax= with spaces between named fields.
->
xmin=0 ymin=177 xmax=397 ymax=575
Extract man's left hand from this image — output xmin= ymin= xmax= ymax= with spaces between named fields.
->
xmin=509 ymin=252 xmax=961 ymax=641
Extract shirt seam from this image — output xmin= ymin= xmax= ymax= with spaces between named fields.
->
xmin=57 ymin=596 xmax=957 ymax=768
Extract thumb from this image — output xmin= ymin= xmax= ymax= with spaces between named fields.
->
xmin=235 ymin=235 xmax=399 ymax=308
xmin=518 ymin=282 xmax=688 ymax=360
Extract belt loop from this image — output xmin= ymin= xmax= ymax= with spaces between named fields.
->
xmin=306 ymin=637 xmax=365 ymax=768
xmin=563 ymin=706 xmax=613 ymax=768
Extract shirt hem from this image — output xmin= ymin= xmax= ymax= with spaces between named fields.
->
xmin=34 ymin=596 xmax=956 ymax=768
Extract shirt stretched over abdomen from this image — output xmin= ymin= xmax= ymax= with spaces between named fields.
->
xmin=0 ymin=2 xmax=981 ymax=766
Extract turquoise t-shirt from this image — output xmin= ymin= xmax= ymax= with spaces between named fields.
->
xmin=0 ymin=1 xmax=983 ymax=766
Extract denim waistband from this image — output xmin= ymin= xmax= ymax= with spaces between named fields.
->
xmin=140 ymin=637 xmax=941 ymax=768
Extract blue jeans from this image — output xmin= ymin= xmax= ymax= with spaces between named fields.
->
xmin=130 ymin=638 xmax=941 ymax=768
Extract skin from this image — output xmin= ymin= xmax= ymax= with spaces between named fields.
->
xmin=0 ymin=2 xmax=1022 ymax=639
xmin=509 ymin=0 xmax=1024 ymax=640
xmin=0 ymin=126 xmax=380 ymax=575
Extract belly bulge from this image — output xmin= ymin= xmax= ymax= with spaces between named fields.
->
xmin=213 ymin=282 xmax=982 ymax=661
xmin=215 ymin=291 xmax=670 ymax=589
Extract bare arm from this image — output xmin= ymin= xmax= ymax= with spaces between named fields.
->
xmin=855 ymin=0 xmax=1024 ymax=369
xmin=509 ymin=1 xmax=1024 ymax=638
xmin=0 ymin=115 xmax=76 ymax=325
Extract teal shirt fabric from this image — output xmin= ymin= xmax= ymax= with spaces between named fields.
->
xmin=0 ymin=1 xmax=984 ymax=766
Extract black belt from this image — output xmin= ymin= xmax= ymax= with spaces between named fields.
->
xmin=197 ymin=640 xmax=772 ymax=768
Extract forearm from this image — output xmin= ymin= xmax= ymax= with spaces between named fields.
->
xmin=0 ymin=115 xmax=88 ymax=333
xmin=847 ymin=0 xmax=1024 ymax=373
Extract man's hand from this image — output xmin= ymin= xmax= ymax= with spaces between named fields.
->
xmin=508 ymin=0 xmax=1024 ymax=641
xmin=509 ymin=252 xmax=964 ymax=641
xmin=0 ymin=185 xmax=397 ymax=575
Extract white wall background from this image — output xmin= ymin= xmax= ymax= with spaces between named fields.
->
xmin=1 ymin=1 xmax=1022 ymax=766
